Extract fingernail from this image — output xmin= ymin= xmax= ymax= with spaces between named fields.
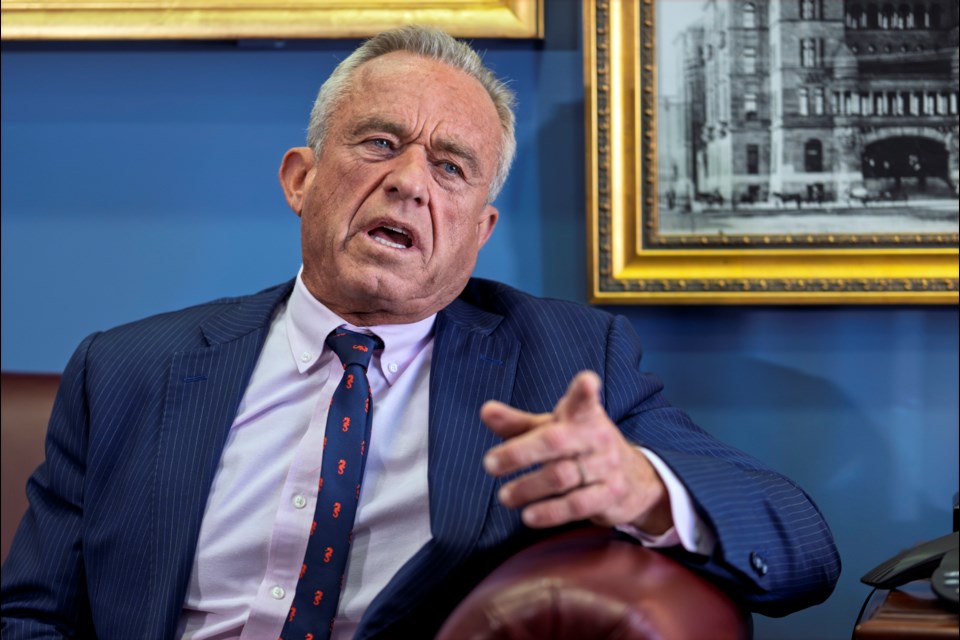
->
xmin=522 ymin=509 xmax=539 ymax=526
xmin=484 ymin=455 xmax=499 ymax=473
xmin=498 ymin=486 xmax=510 ymax=503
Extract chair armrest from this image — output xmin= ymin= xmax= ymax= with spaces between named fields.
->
xmin=436 ymin=526 xmax=748 ymax=640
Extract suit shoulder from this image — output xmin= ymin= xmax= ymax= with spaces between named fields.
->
xmin=83 ymin=280 xmax=293 ymax=365
xmin=459 ymin=278 xmax=617 ymax=333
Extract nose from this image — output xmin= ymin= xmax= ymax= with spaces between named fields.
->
xmin=383 ymin=147 xmax=430 ymax=207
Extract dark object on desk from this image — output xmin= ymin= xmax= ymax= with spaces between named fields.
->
xmin=862 ymin=532 xmax=959 ymax=607
xmin=2 ymin=372 xmax=750 ymax=639
xmin=931 ymin=547 xmax=959 ymax=607
xmin=853 ymin=579 xmax=959 ymax=639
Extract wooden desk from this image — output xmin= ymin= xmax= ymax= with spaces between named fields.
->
xmin=854 ymin=579 xmax=958 ymax=639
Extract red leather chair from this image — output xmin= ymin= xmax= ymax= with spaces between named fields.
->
xmin=1 ymin=372 xmax=58 ymax=563
xmin=1 ymin=372 xmax=748 ymax=638
xmin=437 ymin=525 xmax=748 ymax=639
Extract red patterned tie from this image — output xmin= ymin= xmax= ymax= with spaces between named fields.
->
xmin=280 ymin=328 xmax=381 ymax=640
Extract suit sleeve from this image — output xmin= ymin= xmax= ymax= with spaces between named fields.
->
xmin=602 ymin=314 xmax=841 ymax=616
xmin=1 ymin=334 xmax=99 ymax=639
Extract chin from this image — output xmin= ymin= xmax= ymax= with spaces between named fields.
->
xmin=351 ymin=273 xmax=421 ymax=306
xmin=340 ymin=265 xmax=466 ymax=316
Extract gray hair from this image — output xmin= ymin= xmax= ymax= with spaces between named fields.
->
xmin=306 ymin=25 xmax=516 ymax=202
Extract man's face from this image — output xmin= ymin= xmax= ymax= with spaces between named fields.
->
xmin=284 ymin=51 xmax=502 ymax=325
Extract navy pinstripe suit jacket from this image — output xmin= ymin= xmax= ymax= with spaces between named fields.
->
xmin=1 ymin=278 xmax=840 ymax=639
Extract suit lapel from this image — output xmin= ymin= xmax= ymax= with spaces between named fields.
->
xmin=148 ymin=281 xmax=294 ymax=637
xmin=357 ymin=297 xmax=520 ymax=637
xmin=426 ymin=301 xmax=519 ymax=547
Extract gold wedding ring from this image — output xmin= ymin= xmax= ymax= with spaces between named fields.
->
xmin=574 ymin=456 xmax=588 ymax=488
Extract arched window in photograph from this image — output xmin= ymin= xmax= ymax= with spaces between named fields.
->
xmin=910 ymin=91 xmax=921 ymax=114
xmin=743 ymin=46 xmax=758 ymax=74
xmin=804 ymin=139 xmax=823 ymax=172
xmin=898 ymin=4 xmax=912 ymax=27
xmin=798 ymin=87 xmax=810 ymax=115
xmin=800 ymin=39 xmax=818 ymax=67
xmin=847 ymin=4 xmax=863 ymax=28
xmin=937 ymin=92 xmax=949 ymax=114
xmin=867 ymin=3 xmax=880 ymax=27
xmin=744 ymin=92 xmax=758 ymax=119
xmin=881 ymin=3 xmax=894 ymax=28
xmin=874 ymin=92 xmax=887 ymax=115
xmin=800 ymin=0 xmax=819 ymax=19
xmin=746 ymin=144 xmax=760 ymax=174
xmin=814 ymin=88 xmax=826 ymax=115
xmin=743 ymin=2 xmax=757 ymax=28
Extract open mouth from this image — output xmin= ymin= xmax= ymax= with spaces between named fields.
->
xmin=369 ymin=224 xmax=414 ymax=249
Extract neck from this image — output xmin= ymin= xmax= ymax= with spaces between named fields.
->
xmin=331 ymin=308 xmax=435 ymax=327
xmin=301 ymin=274 xmax=450 ymax=327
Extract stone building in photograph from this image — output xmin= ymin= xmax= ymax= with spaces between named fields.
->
xmin=660 ymin=0 xmax=959 ymax=209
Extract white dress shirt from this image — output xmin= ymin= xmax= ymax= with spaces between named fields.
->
xmin=178 ymin=274 xmax=435 ymax=640
xmin=177 ymin=271 xmax=712 ymax=639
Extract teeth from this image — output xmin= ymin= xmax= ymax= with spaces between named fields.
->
xmin=384 ymin=225 xmax=409 ymax=237
xmin=373 ymin=236 xmax=407 ymax=249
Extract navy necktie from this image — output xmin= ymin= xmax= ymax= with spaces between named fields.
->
xmin=281 ymin=328 xmax=381 ymax=640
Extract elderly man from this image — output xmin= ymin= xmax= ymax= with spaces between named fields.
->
xmin=1 ymin=26 xmax=840 ymax=640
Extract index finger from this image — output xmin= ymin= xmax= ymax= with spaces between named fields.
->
xmin=480 ymin=400 xmax=552 ymax=440
xmin=482 ymin=371 xmax=605 ymax=476
xmin=483 ymin=421 xmax=584 ymax=476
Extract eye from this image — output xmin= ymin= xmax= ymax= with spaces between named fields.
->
xmin=439 ymin=160 xmax=463 ymax=177
xmin=369 ymin=138 xmax=392 ymax=150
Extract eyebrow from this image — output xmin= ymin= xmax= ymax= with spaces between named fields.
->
xmin=350 ymin=116 xmax=482 ymax=177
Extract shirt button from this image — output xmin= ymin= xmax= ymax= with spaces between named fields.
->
xmin=271 ymin=585 xmax=286 ymax=599
xmin=292 ymin=494 xmax=307 ymax=509
xmin=388 ymin=362 xmax=399 ymax=373
xmin=301 ymin=351 xmax=312 ymax=362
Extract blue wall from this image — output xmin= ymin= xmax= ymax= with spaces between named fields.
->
xmin=2 ymin=7 xmax=957 ymax=639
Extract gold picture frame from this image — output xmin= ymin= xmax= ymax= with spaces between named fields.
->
xmin=1 ymin=0 xmax=543 ymax=40
xmin=585 ymin=0 xmax=959 ymax=304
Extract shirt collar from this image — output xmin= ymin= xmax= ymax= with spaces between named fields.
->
xmin=286 ymin=269 xmax=436 ymax=385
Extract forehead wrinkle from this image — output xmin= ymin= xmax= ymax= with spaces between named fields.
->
xmin=348 ymin=115 xmax=408 ymax=140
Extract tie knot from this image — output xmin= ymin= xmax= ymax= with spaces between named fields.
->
xmin=326 ymin=328 xmax=381 ymax=370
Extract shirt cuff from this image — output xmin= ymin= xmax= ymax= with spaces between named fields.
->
xmin=615 ymin=447 xmax=715 ymax=556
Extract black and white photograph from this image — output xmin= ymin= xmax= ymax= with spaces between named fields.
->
xmin=586 ymin=0 xmax=958 ymax=303
xmin=655 ymin=0 xmax=959 ymax=239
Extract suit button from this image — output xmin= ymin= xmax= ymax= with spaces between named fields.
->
xmin=750 ymin=551 xmax=769 ymax=576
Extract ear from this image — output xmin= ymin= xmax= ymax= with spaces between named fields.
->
xmin=278 ymin=147 xmax=316 ymax=217
xmin=475 ymin=204 xmax=499 ymax=249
